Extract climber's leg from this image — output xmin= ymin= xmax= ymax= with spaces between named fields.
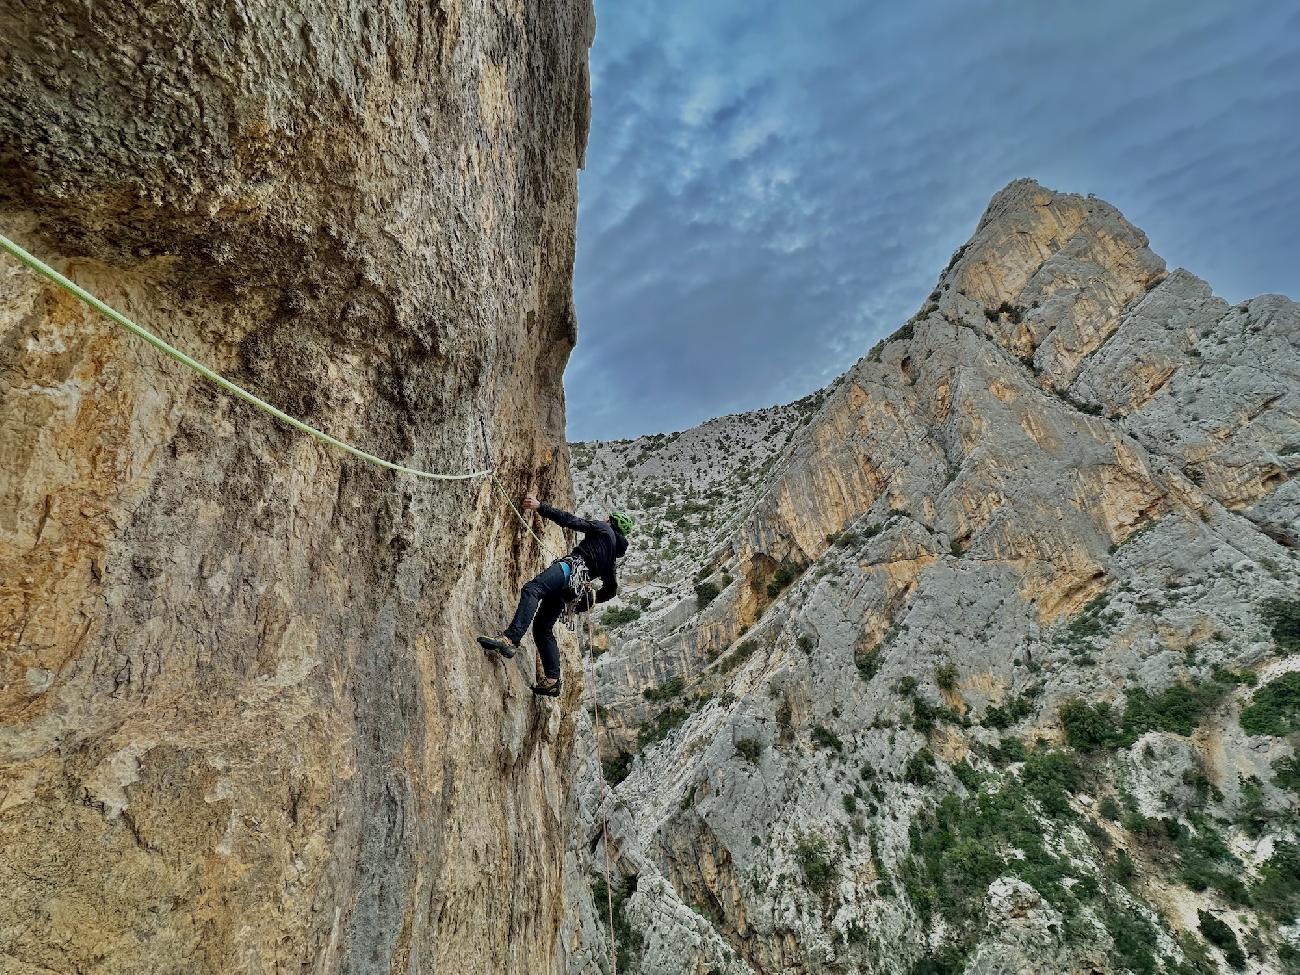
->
xmin=479 ymin=561 xmax=568 ymax=658
xmin=532 ymin=593 xmax=565 ymax=682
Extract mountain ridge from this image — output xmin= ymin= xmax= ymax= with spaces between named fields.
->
xmin=567 ymin=179 xmax=1300 ymax=975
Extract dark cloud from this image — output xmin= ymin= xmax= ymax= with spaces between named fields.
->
xmin=567 ymin=0 xmax=1300 ymax=441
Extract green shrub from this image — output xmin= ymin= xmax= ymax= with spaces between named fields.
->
xmin=1173 ymin=815 xmax=1248 ymax=905
xmin=1060 ymin=698 xmax=1118 ymax=750
xmin=1250 ymin=841 xmax=1300 ymax=922
xmin=1110 ymin=847 xmax=1136 ymax=885
xmin=988 ymin=736 xmax=1028 ymax=765
xmin=776 ymin=699 xmax=793 ymax=735
xmin=602 ymin=749 xmax=634 ymax=786
xmin=909 ymin=948 xmax=967 ymax=975
xmin=983 ymin=694 xmax=1035 ymax=729
xmin=1232 ymin=780 xmax=1284 ymax=842
xmin=795 ymin=834 xmax=838 ymax=894
xmin=1261 ymin=596 xmax=1300 ymax=653
xmin=855 ymin=646 xmax=881 ymax=683
xmin=637 ymin=706 xmax=687 ymax=749
xmin=1109 ymin=519 xmax=1161 ymax=553
xmin=935 ymin=664 xmax=958 ymax=692
xmin=812 ymin=725 xmax=843 ymax=752
xmin=590 ymin=875 xmax=643 ymax=970
xmin=719 ymin=639 xmax=759 ymax=674
xmin=766 ymin=562 xmax=801 ymax=598
xmin=1197 ymin=911 xmax=1245 ymax=969
xmin=1020 ymin=750 xmax=1081 ymax=818
xmin=1056 ymin=593 xmax=1119 ymax=649
xmin=833 ymin=529 xmax=868 ymax=547
xmin=643 ymin=675 xmax=685 ymax=703
xmin=953 ymin=759 xmax=984 ymax=792
xmin=907 ymin=789 xmax=1060 ymax=924
xmin=905 ymin=747 xmax=937 ymax=785
xmin=1272 ymin=755 xmax=1300 ymax=795
xmin=1120 ymin=679 xmax=1229 ymax=742
xmin=1239 ymin=672 xmax=1300 ymax=737
xmin=735 ymin=737 xmax=762 ymax=763
xmin=694 ymin=581 xmax=721 ymax=609
xmin=1173 ymin=931 xmax=1218 ymax=974
xmin=601 ymin=605 xmax=642 ymax=628
xmin=902 ymin=687 xmax=962 ymax=734
xmin=944 ymin=836 xmax=1004 ymax=891
xmin=1102 ymin=905 xmax=1160 ymax=975
xmin=901 ymin=755 xmax=1107 ymax=959
xmin=1086 ymin=825 xmax=1116 ymax=859
xmin=892 ymin=320 xmax=917 ymax=343
xmin=1210 ymin=663 xmax=1255 ymax=687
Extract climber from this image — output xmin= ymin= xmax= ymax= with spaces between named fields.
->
xmin=478 ymin=497 xmax=633 ymax=697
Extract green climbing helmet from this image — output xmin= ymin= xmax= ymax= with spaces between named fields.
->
xmin=610 ymin=511 xmax=635 ymax=536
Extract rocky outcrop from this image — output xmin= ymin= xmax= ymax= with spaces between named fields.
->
xmin=572 ymin=182 xmax=1300 ymax=974
xmin=0 ymin=3 xmax=593 ymax=973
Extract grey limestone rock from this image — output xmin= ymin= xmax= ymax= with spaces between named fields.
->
xmin=570 ymin=181 xmax=1300 ymax=975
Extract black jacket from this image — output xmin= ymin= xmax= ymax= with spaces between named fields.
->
xmin=538 ymin=503 xmax=627 ymax=603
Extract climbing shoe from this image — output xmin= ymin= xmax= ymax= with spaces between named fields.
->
xmin=477 ymin=635 xmax=517 ymax=659
xmin=530 ymin=677 xmax=562 ymax=697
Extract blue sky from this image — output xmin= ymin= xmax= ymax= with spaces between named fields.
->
xmin=565 ymin=0 xmax=1300 ymax=441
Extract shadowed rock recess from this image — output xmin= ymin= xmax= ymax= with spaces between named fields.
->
xmin=1 ymin=2 xmax=593 ymax=973
xmin=571 ymin=182 xmax=1300 ymax=975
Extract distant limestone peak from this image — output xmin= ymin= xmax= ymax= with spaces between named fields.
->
xmin=568 ymin=182 xmax=1299 ymax=975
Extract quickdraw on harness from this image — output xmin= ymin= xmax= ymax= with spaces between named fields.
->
xmin=560 ymin=555 xmax=593 ymax=631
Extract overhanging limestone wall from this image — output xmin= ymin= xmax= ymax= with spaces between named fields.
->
xmin=0 ymin=2 xmax=594 ymax=972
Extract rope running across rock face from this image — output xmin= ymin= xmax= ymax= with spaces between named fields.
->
xmin=488 ymin=474 xmax=564 ymax=561
xmin=0 ymin=232 xmax=492 ymax=481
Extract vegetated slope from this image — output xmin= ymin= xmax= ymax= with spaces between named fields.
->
xmin=569 ymin=180 xmax=1300 ymax=975
xmin=0 ymin=4 xmax=593 ymax=974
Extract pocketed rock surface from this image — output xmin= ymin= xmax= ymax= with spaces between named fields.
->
xmin=571 ymin=181 xmax=1300 ymax=975
xmin=1 ymin=2 xmax=594 ymax=973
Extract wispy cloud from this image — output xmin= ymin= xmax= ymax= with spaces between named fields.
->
xmin=568 ymin=0 xmax=1300 ymax=440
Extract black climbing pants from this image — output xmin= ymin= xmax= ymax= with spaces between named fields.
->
xmin=504 ymin=561 xmax=567 ymax=680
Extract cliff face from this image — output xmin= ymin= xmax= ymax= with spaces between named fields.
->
xmin=572 ymin=182 xmax=1300 ymax=974
xmin=0 ymin=3 xmax=593 ymax=973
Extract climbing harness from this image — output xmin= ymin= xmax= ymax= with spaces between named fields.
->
xmin=560 ymin=556 xmax=592 ymax=632
xmin=0 ymin=232 xmax=491 ymax=482
xmin=561 ymin=555 xmax=591 ymax=603
xmin=2 ymin=230 xmax=623 ymax=971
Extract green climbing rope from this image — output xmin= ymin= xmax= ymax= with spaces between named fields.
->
xmin=0 ymin=231 xmax=492 ymax=482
